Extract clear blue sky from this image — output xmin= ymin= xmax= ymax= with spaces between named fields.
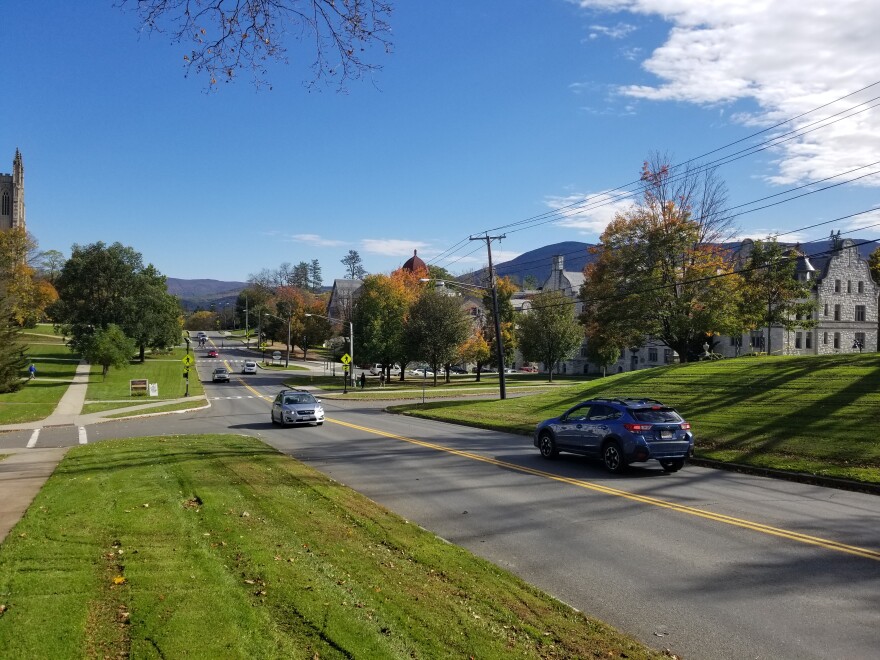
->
xmin=3 ymin=1 xmax=878 ymax=284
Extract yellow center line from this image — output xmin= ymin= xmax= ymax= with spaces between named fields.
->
xmin=325 ymin=418 xmax=880 ymax=562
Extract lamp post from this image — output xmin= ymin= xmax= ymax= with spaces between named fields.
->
xmin=306 ymin=313 xmax=353 ymax=394
xmin=420 ymin=278 xmax=507 ymax=400
xmin=264 ymin=312 xmax=292 ymax=367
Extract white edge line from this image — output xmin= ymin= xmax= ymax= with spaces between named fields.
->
xmin=27 ymin=428 xmax=40 ymax=448
xmin=78 ymin=426 xmax=87 ymax=445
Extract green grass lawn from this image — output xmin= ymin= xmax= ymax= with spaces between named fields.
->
xmin=86 ymin=359 xmax=204 ymax=403
xmin=0 ymin=344 xmax=81 ymax=424
xmin=0 ymin=435 xmax=659 ymax=659
xmin=393 ymin=353 xmax=880 ymax=485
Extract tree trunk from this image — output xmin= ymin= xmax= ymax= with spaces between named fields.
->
xmin=139 ymin=343 xmax=146 ymax=362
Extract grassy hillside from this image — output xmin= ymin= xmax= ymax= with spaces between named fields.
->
xmin=394 ymin=353 xmax=880 ymax=484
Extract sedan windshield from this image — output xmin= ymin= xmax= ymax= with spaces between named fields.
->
xmin=284 ymin=394 xmax=315 ymax=405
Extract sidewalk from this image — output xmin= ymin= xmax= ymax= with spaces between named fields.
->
xmin=0 ymin=361 xmax=208 ymax=543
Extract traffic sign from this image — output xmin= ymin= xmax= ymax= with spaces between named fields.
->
xmin=340 ymin=353 xmax=351 ymax=365
xmin=343 ymin=365 xmax=350 ymax=372
xmin=182 ymin=354 xmax=194 ymax=366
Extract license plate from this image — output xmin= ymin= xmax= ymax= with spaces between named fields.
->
xmin=660 ymin=430 xmax=673 ymax=439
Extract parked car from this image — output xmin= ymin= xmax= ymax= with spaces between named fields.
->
xmin=211 ymin=367 xmax=229 ymax=382
xmin=370 ymin=364 xmax=401 ymax=376
xmin=242 ymin=361 xmax=257 ymax=374
xmin=270 ymin=389 xmax=324 ymax=426
xmin=519 ymin=365 xmax=538 ymax=373
xmin=206 ymin=348 xmax=219 ymax=358
xmin=534 ymin=397 xmax=694 ymax=473
xmin=409 ymin=367 xmax=434 ymax=377
xmin=448 ymin=366 xmax=468 ymax=374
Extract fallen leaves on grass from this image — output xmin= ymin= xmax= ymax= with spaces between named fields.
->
xmin=112 ymin=576 xmax=127 ymax=585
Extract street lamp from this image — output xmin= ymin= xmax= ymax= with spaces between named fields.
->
xmin=420 ymin=278 xmax=507 ymax=400
xmin=264 ymin=312 xmax=292 ymax=367
xmin=306 ymin=313 xmax=353 ymax=394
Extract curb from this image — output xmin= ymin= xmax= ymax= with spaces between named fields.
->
xmin=687 ymin=457 xmax=880 ymax=496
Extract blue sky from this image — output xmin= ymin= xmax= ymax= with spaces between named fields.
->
xmin=3 ymin=1 xmax=878 ymax=283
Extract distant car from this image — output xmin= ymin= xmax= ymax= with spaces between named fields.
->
xmin=211 ymin=367 xmax=229 ymax=382
xmin=242 ymin=361 xmax=257 ymax=374
xmin=370 ymin=363 xmax=401 ymax=376
xmin=207 ymin=349 xmax=219 ymax=358
xmin=197 ymin=331 xmax=207 ymax=338
xmin=519 ymin=365 xmax=538 ymax=373
xmin=448 ymin=366 xmax=468 ymax=374
xmin=534 ymin=397 xmax=694 ymax=473
xmin=409 ymin=367 xmax=434 ymax=377
xmin=270 ymin=389 xmax=324 ymax=426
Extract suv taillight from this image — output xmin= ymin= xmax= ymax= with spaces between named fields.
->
xmin=623 ymin=423 xmax=653 ymax=433
xmin=680 ymin=422 xmax=691 ymax=430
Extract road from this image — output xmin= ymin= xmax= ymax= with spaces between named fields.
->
xmin=2 ymin=337 xmax=878 ymax=659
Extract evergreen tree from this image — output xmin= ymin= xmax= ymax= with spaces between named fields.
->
xmin=309 ymin=259 xmax=323 ymax=292
xmin=341 ymin=250 xmax=367 ymax=280
xmin=0 ymin=295 xmax=28 ymax=393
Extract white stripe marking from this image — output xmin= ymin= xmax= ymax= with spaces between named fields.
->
xmin=27 ymin=428 xmax=40 ymax=448
xmin=78 ymin=426 xmax=88 ymax=445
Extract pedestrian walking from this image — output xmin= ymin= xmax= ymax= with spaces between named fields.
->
xmin=28 ymin=363 xmax=36 ymax=380
xmin=379 ymin=371 xmax=385 ymax=388
xmin=359 ymin=372 xmax=366 ymax=389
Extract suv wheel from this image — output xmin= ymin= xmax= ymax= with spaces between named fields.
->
xmin=660 ymin=459 xmax=685 ymax=473
xmin=538 ymin=431 xmax=558 ymax=459
xmin=602 ymin=441 xmax=626 ymax=474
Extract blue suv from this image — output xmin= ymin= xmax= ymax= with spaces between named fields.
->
xmin=534 ymin=398 xmax=694 ymax=473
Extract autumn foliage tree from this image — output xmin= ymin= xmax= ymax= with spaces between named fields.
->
xmin=0 ymin=228 xmax=57 ymax=327
xmin=580 ymin=160 xmax=743 ymax=363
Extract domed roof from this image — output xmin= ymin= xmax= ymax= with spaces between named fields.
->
xmin=402 ymin=249 xmax=428 ymax=276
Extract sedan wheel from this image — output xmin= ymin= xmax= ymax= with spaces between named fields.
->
xmin=538 ymin=431 xmax=558 ymax=459
xmin=660 ymin=458 xmax=685 ymax=473
xmin=602 ymin=441 xmax=626 ymax=474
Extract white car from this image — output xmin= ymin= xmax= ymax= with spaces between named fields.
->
xmin=370 ymin=363 xmax=401 ymax=376
xmin=242 ymin=361 xmax=258 ymax=374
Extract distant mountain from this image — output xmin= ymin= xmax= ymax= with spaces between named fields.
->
xmin=465 ymin=237 xmax=880 ymax=289
xmin=166 ymin=278 xmax=247 ymax=312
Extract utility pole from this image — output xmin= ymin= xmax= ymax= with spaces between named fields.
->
xmin=470 ymin=233 xmax=507 ymax=400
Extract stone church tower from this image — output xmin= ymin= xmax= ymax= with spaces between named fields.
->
xmin=0 ymin=149 xmax=25 ymax=232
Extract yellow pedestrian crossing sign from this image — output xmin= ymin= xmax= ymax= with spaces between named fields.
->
xmin=182 ymin=354 xmax=194 ymax=366
xmin=341 ymin=353 xmax=351 ymax=365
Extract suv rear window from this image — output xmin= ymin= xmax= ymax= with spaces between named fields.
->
xmin=631 ymin=408 xmax=682 ymax=423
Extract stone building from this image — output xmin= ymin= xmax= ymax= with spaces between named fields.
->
xmin=0 ymin=149 xmax=25 ymax=232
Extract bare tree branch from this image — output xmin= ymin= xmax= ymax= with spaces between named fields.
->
xmin=118 ymin=0 xmax=393 ymax=89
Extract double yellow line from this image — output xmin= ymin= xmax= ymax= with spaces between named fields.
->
xmin=326 ymin=418 xmax=880 ymax=563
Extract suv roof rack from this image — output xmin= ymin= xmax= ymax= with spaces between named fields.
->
xmin=594 ymin=397 xmax=664 ymax=406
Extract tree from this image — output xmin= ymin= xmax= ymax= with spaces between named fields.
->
xmin=457 ymin=330 xmax=490 ymax=382
xmin=185 ymin=311 xmax=218 ymax=331
xmin=739 ymin=240 xmax=817 ymax=355
xmin=302 ymin=300 xmax=332 ymax=360
xmin=523 ymin=274 xmax=539 ymax=290
xmin=353 ymin=272 xmax=417 ymax=380
xmin=0 ymin=228 xmax=56 ymax=327
xmin=341 ymin=250 xmax=367 ymax=280
xmin=81 ymin=324 xmax=137 ymax=379
xmin=580 ymin=159 xmax=743 ymax=362
xmin=869 ymin=246 xmax=880 ymax=284
xmin=481 ymin=276 xmax=518 ymax=369
xmin=309 ymin=259 xmax=323 ymax=293
xmin=35 ymin=249 xmax=66 ymax=285
xmin=0 ymin=295 xmax=28 ymax=393
xmin=427 ymin=264 xmax=453 ymax=282
xmin=516 ymin=290 xmax=583 ymax=382
xmin=118 ymin=0 xmax=393 ymax=89
xmin=51 ymin=242 xmax=180 ymax=359
xmin=406 ymin=290 xmax=470 ymax=386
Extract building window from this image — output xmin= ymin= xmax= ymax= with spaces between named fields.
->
xmin=824 ymin=303 xmax=829 ymax=316
xmin=835 ymin=279 xmax=841 ymax=293
xmin=823 ymin=332 xmax=828 ymax=345
xmin=858 ymin=281 xmax=864 ymax=294
xmin=648 ymin=347 xmax=658 ymax=362
xmin=750 ymin=332 xmax=765 ymax=350
xmin=834 ymin=332 xmax=840 ymax=349
xmin=806 ymin=332 xmax=812 ymax=349
xmin=1 ymin=190 xmax=9 ymax=216
xmin=855 ymin=332 xmax=866 ymax=349
xmin=847 ymin=280 xmax=852 ymax=294
xmin=834 ymin=304 xmax=841 ymax=321
xmin=855 ymin=305 xmax=866 ymax=322
xmin=795 ymin=332 xmax=802 ymax=349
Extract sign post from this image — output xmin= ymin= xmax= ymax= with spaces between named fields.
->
xmin=341 ymin=353 xmax=351 ymax=394
xmin=182 ymin=354 xmax=194 ymax=397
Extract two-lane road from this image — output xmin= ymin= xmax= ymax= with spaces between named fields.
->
xmin=4 ymin=341 xmax=878 ymax=659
